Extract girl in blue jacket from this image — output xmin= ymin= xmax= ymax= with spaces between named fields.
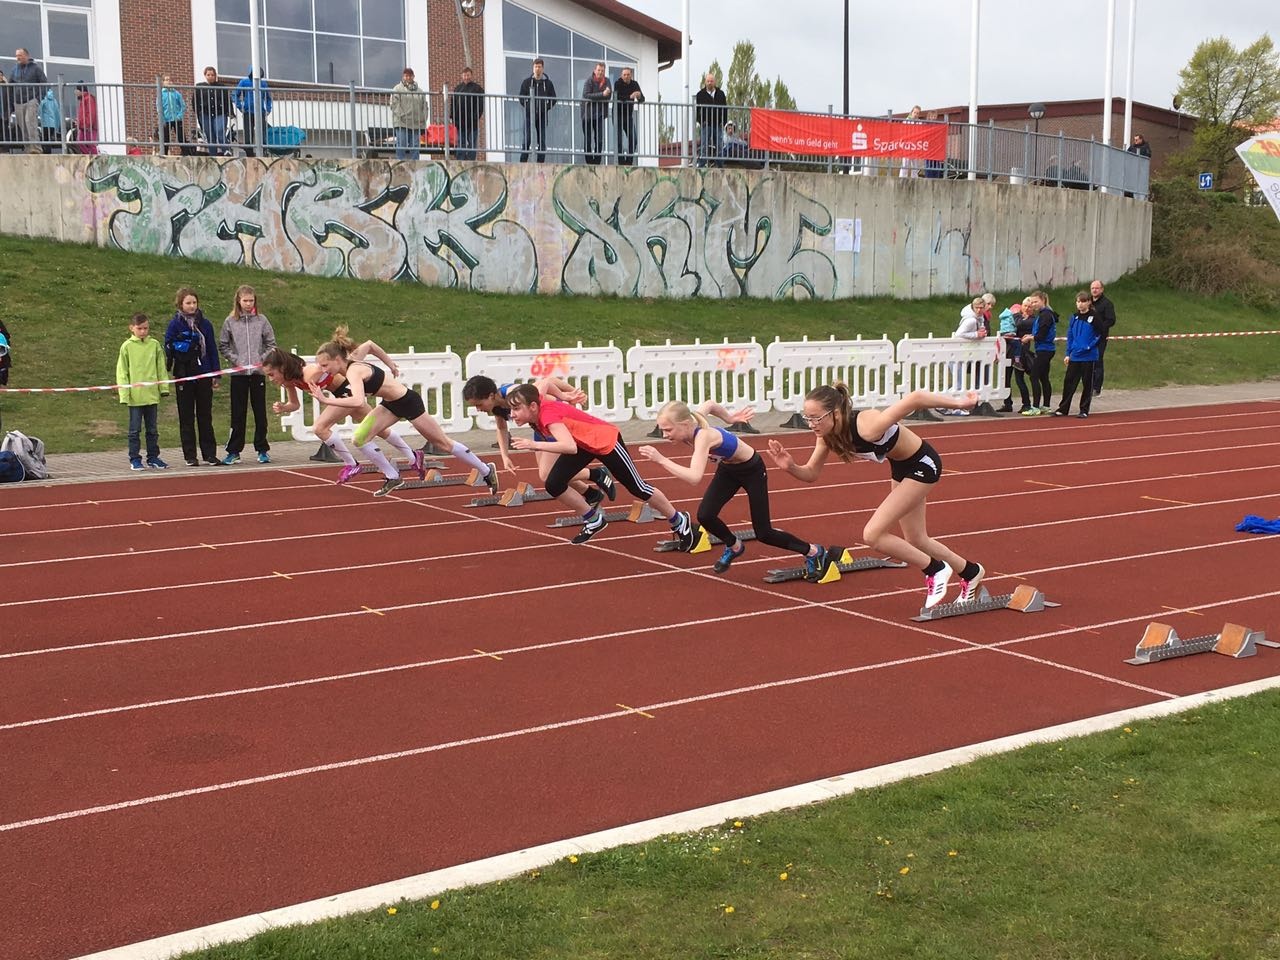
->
xmin=1027 ymin=290 xmax=1057 ymax=415
xmin=1054 ymin=292 xmax=1101 ymax=419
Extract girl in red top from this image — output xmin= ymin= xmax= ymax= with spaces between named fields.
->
xmin=505 ymin=383 xmax=692 ymax=546
xmin=261 ymin=342 xmax=420 ymax=484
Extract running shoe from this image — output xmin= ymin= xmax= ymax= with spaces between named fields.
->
xmin=336 ymin=463 xmax=362 ymax=485
xmin=924 ymin=565 xmax=954 ymax=608
xmin=804 ymin=546 xmax=830 ymax=582
xmin=1052 ymin=409 xmax=1067 ymax=417
xmin=1038 ymin=406 xmax=1052 ymax=414
xmin=129 ymin=457 xmax=144 ymax=471
xmin=713 ymin=540 xmax=746 ymax=573
xmin=373 ymin=477 xmax=406 ymax=497
xmin=1077 ymin=412 xmax=1089 ymax=419
xmin=412 ymin=447 xmax=427 ymax=480
xmin=484 ymin=463 xmax=499 ymax=495
xmin=185 ymin=458 xmax=200 ymax=467
xmin=673 ymin=511 xmax=695 ymax=552
xmin=584 ymin=485 xmax=604 ymax=506
xmin=593 ymin=467 xmax=617 ymax=501
xmin=957 ymin=563 xmax=986 ymax=603
xmin=222 ymin=453 xmax=241 ymax=465
xmin=571 ymin=508 xmax=608 ymax=544
xmin=1020 ymin=408 xmax=1040 ymax=417
xmin=146 ymin=457 xmax=169 ymax=469
xmin=257 ymin=451 xmax=271 ymax=464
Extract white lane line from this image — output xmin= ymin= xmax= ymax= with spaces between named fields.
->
xmin=66 ymin=674 xmax=1280 ymax=960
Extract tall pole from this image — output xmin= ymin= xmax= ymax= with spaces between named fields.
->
xmin=967 ymin=0 xmax=979 ymax=180
xmin=454 ymin=0 xmax=472 ymax=70
xmin=1101 ymin=0 xmax=1116 ymax=192
xmin=249 ymin=0 xmax=262 ymax=157
xmin=843 ymin=0 xmax=849 ymax=116
xmin=682 ymin=0 xmax=690 ymax=165
xmin=1122 ymin=0 xmax=1137 ymax=146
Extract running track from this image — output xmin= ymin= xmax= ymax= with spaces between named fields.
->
xmin=4 ymin=400 xmax=1280 ymax=960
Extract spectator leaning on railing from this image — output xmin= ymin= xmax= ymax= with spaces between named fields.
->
xmin=390 ymin=67 xmax=427 ymax=161
xmin=10 ymin=47 xmax=47 ymax=154
xmin=580 ymin=61 xmax=610 ymax=165
xmin=694 ymin=72 xmax=727 ymax=167
xmin=613 ymin=66 xmax=643 ymax=166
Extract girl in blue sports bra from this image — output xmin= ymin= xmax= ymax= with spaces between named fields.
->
xmin=767 ymin=382 xmax=986 ymax=609
xmin=639 ymin=401 xmax=827 ymax=577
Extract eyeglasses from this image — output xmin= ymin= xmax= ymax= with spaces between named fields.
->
xmin=802 ymin=411 xmax=832 ymax=426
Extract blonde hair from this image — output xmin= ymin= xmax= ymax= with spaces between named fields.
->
xmin=316 ymin=324 xmax=359 ymax=361
xmin=231 ymin=284 xmax=258 ymax=319
xmin=657 ymin=401 xmax=709 ymax=430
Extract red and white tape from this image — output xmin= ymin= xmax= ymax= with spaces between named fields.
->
xmin=0 ymin=364 xmax=261 ymax=394
xmin=1053 ymin=330 xmax=1280 ymax=343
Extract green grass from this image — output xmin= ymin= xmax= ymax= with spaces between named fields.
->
xmin=180 ymin=691 xmax=1280 ymax=960
xmin=1 ymin=233 xmax=1278 ymax=454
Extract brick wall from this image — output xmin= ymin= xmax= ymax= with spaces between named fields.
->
xmin=119 ymin=0 xmax=196 ymax=144
xmin=425 ymin=4 xmax=486 ymax=149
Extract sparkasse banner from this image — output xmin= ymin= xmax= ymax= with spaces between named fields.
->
xmin=749 ymin=110 xmax=947 ymax=160
xmin=1235 ymin=132 xmax=1280 ymax=224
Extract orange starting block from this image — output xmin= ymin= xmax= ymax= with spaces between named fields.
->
xmin=1126 ymin=621 xmax=1277 ymax=665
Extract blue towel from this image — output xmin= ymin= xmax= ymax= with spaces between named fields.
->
xmin=1236 ymin=515 xmax=1280 ymax=534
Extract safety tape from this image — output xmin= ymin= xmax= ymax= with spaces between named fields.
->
xmin=0 ymin=364 xmax=261 ymax=394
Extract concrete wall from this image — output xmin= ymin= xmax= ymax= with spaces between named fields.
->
xmin=0 ymin=155 xmax=1151 ymax=298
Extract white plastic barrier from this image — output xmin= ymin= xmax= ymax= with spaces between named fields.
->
xmin=626 ymin=339 xmax=770 ymax=421
xmin=463 ymin=341 xmax=630 ymax=429
xmin=277 ymin=347 xmax=470 ymax=441
xmin=766 ymin=336 xmax=898 ymax=418
xmin=895 ymin=335 xmax=1009 ymax=406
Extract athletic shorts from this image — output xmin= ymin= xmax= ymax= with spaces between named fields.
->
xmin=381 ymin=389 xmax=426 ymax=421
xmin=889 ymin=439 xmax=942 ymax=484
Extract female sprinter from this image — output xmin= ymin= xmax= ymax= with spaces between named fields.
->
xmin=504 ymin=383 xmax=692 ymax=546
xmin=310 ymin=336 xmax=497 ymax=498
xmin=262 ymin=343 xmax=421 ymax=484
xmin=638 ymin=401 xmax=829 ymax=577
xmin=767 ymin=384 xmax=986 ymax=608
xmin=461 ymin=374 xmax=614 ymax=506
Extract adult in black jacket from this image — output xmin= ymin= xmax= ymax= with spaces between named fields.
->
xmin=613 ymin=67 xmax=643 ymax=165
xmin=194 ymin=67 xmax=235 ymax=156
xmin=1089 ymin=279 xmax=1117 ymax=396
xmin=449 ymin=67 xmax=485 ymax=160
xmin=694 ymin=73 xmax=726 ymax=167
xmin=518 ymin=58 xmax=556 ymax=162
xmin=580 ymin=62 xmax=610 ymax=164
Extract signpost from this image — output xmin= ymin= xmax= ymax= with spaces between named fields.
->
xmin=1198 ymin=172 xmax=1214 ymax=190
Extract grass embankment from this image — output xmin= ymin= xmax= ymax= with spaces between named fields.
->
xmin=0 ymin=234 xmax=1277 ymax=454
xmin=182 ymin=692 xmax=1280 ymax=960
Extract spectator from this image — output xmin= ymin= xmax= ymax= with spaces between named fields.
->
xmin=518 ymin=58 xmax=555 ymax=163
xmin=694 ymin=72 xmax=726 ymax=167
xmin=234 ymin=68 xmax=272 ymax=157
xmin=0 ymin=318 xmax=11 ymax=387
xmin=159 ymin=74 xmax=190 ymax=155
xmin=195 ymin=67 xmax=233 ymax=157
xmin=717 ymin=120 xmax=758 ymax=168
xmin=580 ymin=61 xmax=610 ymax=165
xmin=9 ymin=48 xmax=47 ymax=154
xmin=219 ymin=284 xmax=276 ymax=464
xmin=449 ymin=66 xmax=484 ymax=160
xmin=923 ymin=110 xmax=945 ymax=178
xmin=38 ymin=87 xmax=61 ymax=153
xmin=0 ymin=70 xmax=15 ymax=153
xmin=1127 ymin=133 xmax=1151 ymax=159
xmin=73 ymin=84 xmax=98 ymax=154
xmin=390 ymin=67 xmax=427 ymax=161
xmin=1016 ymin=296 xmax=1042 ymax=414
xmin=116 ymin=313 xmax=169 ymax=471
xmin=955 ymin=297 xmax=988 ymax=340
xmin=997 ymin=302 xmax=1031 ymax=413
xmin=1053 ymin=291 xmax=1100 ymax=419
xmin=613 ymin=66 xmax=643 ymax=165
xmin=1089 ymin=279 xmax=1117 ymax=396
xmin=165 ymin=287 xmax=222 ymax=466
xmin=1027 ymin=290 xmax=1058 ymax=414
xmin=899 ymin=105 xmax=923 ymax=178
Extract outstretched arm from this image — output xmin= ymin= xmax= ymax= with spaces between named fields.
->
xmin=348 ymin=340 xmax=400 ymax=378
xmin=513 ymin=421 xmax=576 ymax=455
xmin=272 ymin=382 xmax=301 ymax=415
xmin=638 ymin=429 xmax=716 ymax=485
xmin=767 ymin=437 xmax=829 ymax=483
xmin=858 ymin=390 xmax=977 ymax=439
xmin=697 ymin=400 xmax=754 ymax=425
xmin=536 ymin=376 xmax=587 ymax=406
xmin=309 ymin=363 xmax=369 ymax=409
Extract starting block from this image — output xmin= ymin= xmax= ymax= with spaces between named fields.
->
xmin=911 ymin=583 xmax=1058 ymax=622
xmin=550 ymin=501 xmax=658 ymax=528
xmin=654 ymin=527 xmax=759 ymax=554
xmin=400 ymin=467 xmax=494 ymax=491
xmin=467 ymin=481 xmax=556 ymax=508
xmin=1126 ymin=621 xmax=1276 ymax=665
xmin=763 ymin=547 xmax=909 ymax=584
xmin=357 ymin=459 xmax=444 ymax=476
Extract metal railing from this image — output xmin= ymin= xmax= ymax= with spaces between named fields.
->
xmin=0 ymin=79 xmax=1149 ymax=196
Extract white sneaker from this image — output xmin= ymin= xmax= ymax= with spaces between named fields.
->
xmin=924 ymin=565 xmax=953 ymax=609
xmin=958 ymin=563 xmax=986 ymax=603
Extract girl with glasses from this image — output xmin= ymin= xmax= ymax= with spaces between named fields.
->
xmin=767 ymin=384 xmax=985 ymax=608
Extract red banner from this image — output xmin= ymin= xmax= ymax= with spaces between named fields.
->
xmin=748 ymin=109 xmax=947 ymax=160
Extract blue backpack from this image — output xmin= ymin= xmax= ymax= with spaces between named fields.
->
xmin=0 ymin=450 xmax=24 ymax=483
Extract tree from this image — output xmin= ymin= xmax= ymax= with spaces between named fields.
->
xmin=705 ymin=40 xmax=797 ymax=130
xmin=1174 ymin=34 xmax=1280 ymax=185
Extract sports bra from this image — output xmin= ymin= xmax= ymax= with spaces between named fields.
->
xmin=849 ymin=412 xmax=900 ymax=463
xmin=359 ymin=363 xmax=385 ymax=395
xmin=695 ymin=425 xmax=740 ymax=463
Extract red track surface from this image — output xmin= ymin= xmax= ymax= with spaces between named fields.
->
xmin=4 ymin=401 xmax=1280 ymax=960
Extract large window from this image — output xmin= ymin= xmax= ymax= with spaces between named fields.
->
xmin=501 ymin=0 xmax=636 ymax=162
xmin=0 ymin=0 xmax=95 ymax=86
xmin=215 ymin=0 xmax=405 ymax=88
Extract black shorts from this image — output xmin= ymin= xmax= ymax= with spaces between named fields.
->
xmin=381 ymin=389 xmax=426 ymax=421
xmin=889 ymin=439 xmax=942 ymax=484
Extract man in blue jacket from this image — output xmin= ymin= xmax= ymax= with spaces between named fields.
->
xmin=234 ymin=68 xmax=272 ymax=156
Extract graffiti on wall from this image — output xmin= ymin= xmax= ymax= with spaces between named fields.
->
xmin=83 ymin=157 xmax=540 ymax=292
xmin=552 ymin=166 xmax=837 ymax=299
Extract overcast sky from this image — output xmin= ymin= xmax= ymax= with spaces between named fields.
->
xmin=623 ymin=0 xmax=1273 ymax=118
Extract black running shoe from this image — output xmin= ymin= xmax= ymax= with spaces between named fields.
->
xmin=374 ymin=477 xmax=406 ymax=497
xmin=594 ymin=467 xmax=616 ymax=501
xmin=674 ymin=511 xmax=695 ymax=552
xmin=584 ymin=485 xmax=604 ymax=506
xmin=804 ymin=546 xmax=830 ymax=582
xmin=571 ymin=509 xmax=608 ymax=544
xmin=484 ymin=463 xmax=499 ymax=495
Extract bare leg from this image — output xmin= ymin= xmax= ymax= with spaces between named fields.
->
xmin=862 ymin=480 xmax=967 ymax=572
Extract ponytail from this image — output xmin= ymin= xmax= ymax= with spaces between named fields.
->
xmin=806 ymin=383 xmax=855 ymax=462
xmin=329 ymin=324 xmax=358 ymax=353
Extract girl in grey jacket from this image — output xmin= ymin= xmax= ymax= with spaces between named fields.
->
xmin=219 ymin=284 xmax=277 ymax=463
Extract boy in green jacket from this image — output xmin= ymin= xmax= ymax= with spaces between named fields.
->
xmin=117 ymin=313 xmax=170 ymax=471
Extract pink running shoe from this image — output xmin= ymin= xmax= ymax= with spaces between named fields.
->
xmin=336 ymin=463 xmax=362 ymax=485
xmin=412 ymin=447 xmax=427 ymax=479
